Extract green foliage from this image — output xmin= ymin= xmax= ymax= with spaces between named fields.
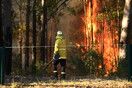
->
xmin=47 ymin=0 xmax=57 ymax=12
xmin=68 ymin=56 xmax=89 ymax=76
xmin=27 ymin=61 xmax=49 ymax=76
xmin=68 ymin=45 xmax=106 ymax=77
xmin=35 ymin=61 xmax=48 ymax=76
xmin=67 ymin=46 xmax=89 ymax=76
xmin=97 ymin=1 xmax=124 ymax=22
xmin=84 ymin=49 xmax=106 ymax=77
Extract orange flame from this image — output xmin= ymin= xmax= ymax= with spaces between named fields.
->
xmin=83 ymin=0 xmax=118 ymax=76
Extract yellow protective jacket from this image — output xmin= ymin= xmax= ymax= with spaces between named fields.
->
xmin=54 ymin=35 xmax=67 ymax=59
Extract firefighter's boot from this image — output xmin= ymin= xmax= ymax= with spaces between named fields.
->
xmin=61 ymin=72 xmax=65 ymax=80
xmin=53 ymin=71 xmax=58 ymax=80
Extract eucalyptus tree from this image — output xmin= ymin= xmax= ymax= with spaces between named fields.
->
xmin=119 ymin=0 xmax=132 ymax=58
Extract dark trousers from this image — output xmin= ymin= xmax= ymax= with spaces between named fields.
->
xmin=52 ymin=59 xmax=66 ymax=79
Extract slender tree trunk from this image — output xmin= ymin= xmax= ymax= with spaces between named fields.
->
xmin=117 ymin=0 xmax=121 ymax=42
xmin=3 ymin=0 xmax=12 ymax=75
xmin=0 ymin=0 xmax=3 ymax=47
xmin=25 ymin=0 xmax=30 ymax=70
xmin=43 ymin=0 xmax=47 ymax=62
xmin=49 ymin=20 xmax=53 ymax=61
xmin=19 ymin=0 xmax=23 ymax=70
xmin=33 ymin=0 xmax=37 ymax=72
xmin=40 ymin=0 xmax=47 ymax=62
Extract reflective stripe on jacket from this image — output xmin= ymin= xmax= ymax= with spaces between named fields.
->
xmin=54 ymin=35 xmax=67 ymax=59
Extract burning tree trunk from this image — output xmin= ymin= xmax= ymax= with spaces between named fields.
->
xmin=84 ymin=0 xmax=120 ymax=76
xmin=84 ymin=0 xmax=93 ymax=49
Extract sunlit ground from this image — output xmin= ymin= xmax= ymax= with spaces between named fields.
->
xmin=1 ymin=76 xmax=132 ymax=88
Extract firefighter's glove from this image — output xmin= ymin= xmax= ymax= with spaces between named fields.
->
xmin=53 ymin=52 xmax=60 ymax=60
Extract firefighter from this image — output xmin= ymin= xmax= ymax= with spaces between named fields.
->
xmin=52 ymin=31 xmax=67 ymax=80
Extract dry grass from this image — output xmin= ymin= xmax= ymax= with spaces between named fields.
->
xmin=1 ymin=76 xmax=132 ymax=88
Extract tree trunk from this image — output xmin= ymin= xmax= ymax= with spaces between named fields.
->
xmin=3 ymin=0 xmax=12 ymax=75
xmin=126 ymin=1 xmax=132 ymax=44
xmin=40 ymin=0 xmax=47 ymax=62
xmin=25 ymin=0 xmax=30 ymax=70
xmin=32 ymin=0 xmax=37 ymax=72
xmin=19 ymin=0 xmax=23 ymax=70
xmin=90 ymin=0 xmax=93 ymax=48
xmin=0 ymin=0 xmax=3 ymax=47
xmin=119 ymin=0 xmax=132 ymax=59
xmin=117 ymin=0 xmax=121 ymax=43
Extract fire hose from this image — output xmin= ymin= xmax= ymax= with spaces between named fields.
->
xmin=44 ymin=53 xmax=60 ymax=70
xmin=43 ymin=59 xmax=53 ymax=70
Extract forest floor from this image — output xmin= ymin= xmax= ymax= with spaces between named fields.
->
xmin=0 ymin=76 xmax=132 ymax=88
